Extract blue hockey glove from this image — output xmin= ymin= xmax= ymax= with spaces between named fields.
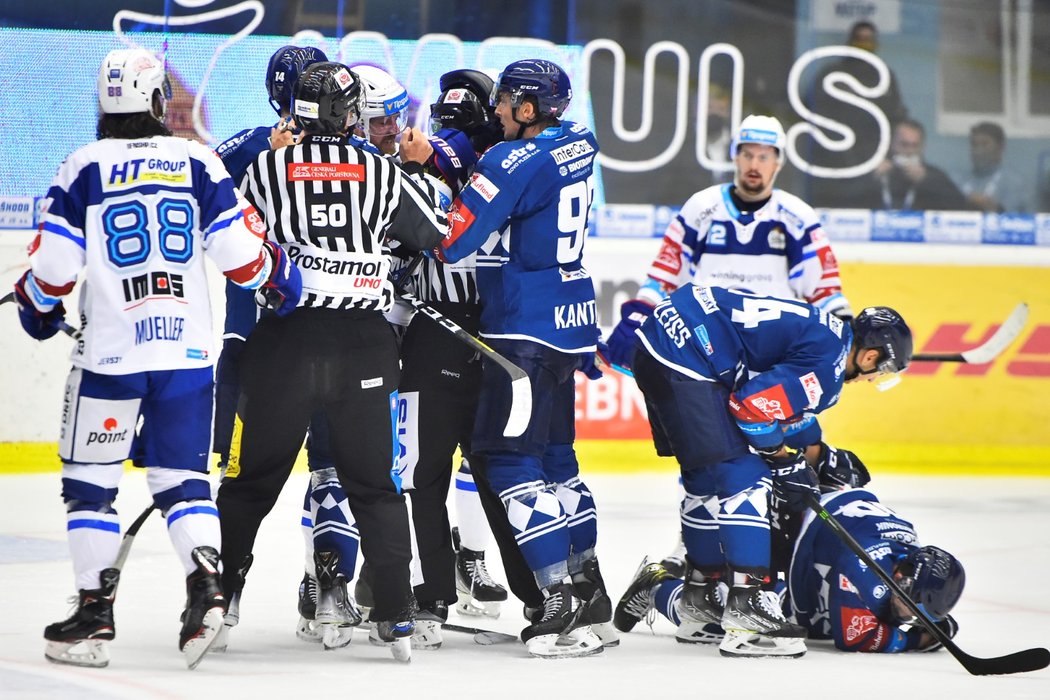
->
xmin=767 ymin=449 xmax=820 ymax=512
xmin=603 ymin=299 xmax=654 ymax=370
xmin=578 ymin=342 xmax=607 ymax=381
xmin=816 ymin=442 xmax=871 ymax=492
xmin=13 ymin=271 xmax=66 ymax=341
xmin=257 ymin=240 xmax=301 ymax=317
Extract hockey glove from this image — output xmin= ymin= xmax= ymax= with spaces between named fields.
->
xmin=13 ymin=271 xmax=66 ymax=341
xmin=578 ymin=342 xmax=607 ymax=381
xmin=766 ymin=449 xmax=820 ymax=512
xmin=256 ymin=240 xmax=302 ymax=317
xmin=602 ymin=299 xmax=654 ymax=370
xmin=908 ymin=614 xmax=959 ymax=652
xmin=815 ymin=442 xmax=871 ymax=492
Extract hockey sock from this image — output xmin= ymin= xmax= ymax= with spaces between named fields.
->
xmin=555 ymin=476 xmax=598 ymax=569
xmin=712 ymin=454 xmax=773 ymax=576
xmin=61 ymin=463 xmax=123 ymax=591
xmin=148 ymin=468 xmax=220 ymax=576
xmin=655 ymin=579 xmax=685 ymax=625
xmin=680 ymin=489 xmax=723 ymax=570
xmin=310 ymin=468 xmax=360 ymax=579
xmin=301 ymin=482 xmax=315 ymax=575
xmin=453 ymin=459 xmax=490 ymax=552
xmin=496 ymin=479 xmax=570 ymax=576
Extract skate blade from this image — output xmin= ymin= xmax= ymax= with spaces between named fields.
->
xmin=212 ymin=624 xmax=231 ymax=653
xmin=411 ymin=620 xmax=443 ymax=650
xmin=674 ymin=621 xmax=724 ymax=645
xmin=296 ymin=617 xmax=323 ymax=644
xmin=455 ymin=592 xmax=501 ymax=619
xmin=366 ymin=636 xmax=412 ymax=662
xmin=321 ymin=624 xmax=354 ymax=650
xmin=718 ymin=629 xmax=806 ymax=658
xmin=526 ymin=629 xmax=604 ymax=659
xmin=183 ymin=607 xmax=225 ymax=670
xmin=45 ymin=639 xmax=110 ymax=668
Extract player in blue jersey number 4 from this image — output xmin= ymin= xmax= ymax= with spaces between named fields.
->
xmin=628 ymin=285 xmax=912 ymax=658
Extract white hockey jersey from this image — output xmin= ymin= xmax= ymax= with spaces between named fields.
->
xmin=638 ymin=184 xmax=851 ymax=316
xmin=29 ymin=136 xmax=271 ymax=374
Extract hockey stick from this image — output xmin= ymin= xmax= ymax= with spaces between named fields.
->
xmin=113 ymin=504 xmax=157 ymax=573
xmin=804 ymin=493 xmax=1050 ymax=675
xmin=441 ymin=622 xmax=518 ymax=645
xmin=912 ymin=302 xmax=1028 ymax=363
xmin=395 ymin=289 xmax=532 ymax=438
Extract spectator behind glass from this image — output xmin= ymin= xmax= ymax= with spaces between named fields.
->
xmin=842 ymin=118 xmax=970 ymax=211
xmin=957 ymin=122 xmax=1029 ymax=213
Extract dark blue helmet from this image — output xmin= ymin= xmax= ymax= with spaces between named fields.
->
xmin=853 ymin=306 xmax=913 ymax=373
xmin=266 ymin=45 xmax=329 ymax=115
xmin=492 ymin=59 xmax=571 ymax=120
xmin=898 ymin=545 xmax=965 ymax=621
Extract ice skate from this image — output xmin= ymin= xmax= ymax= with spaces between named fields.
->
xmin=452 ymin=527 xmax=507 ymax=619
xmin=659 ymin=534 xmax=688 ymax=579
xmin=676 ymin=573 xmax=728 ymax=645
xmin=44 ymin=568 xmax=119 ymax=668
xmin=572 ymin=558 xmax=619 ymax=647
xmin=718 ymin=585 xmax=806 ymax=658
xmin=412 ymin=601 xmax=448 ymax=650
xmin=295 ymin=572 xmax=321 ymax=643
xmin=213 ymin=553 xmax=252 ymax=653
xmin=314 ymin=551 xmax=362 ymax=650
xmin=613 ymin=557 xmax=675 ymax=633
xmin=179 ymin=546 xmax=226 ymax=670
xmin=369 ymin=619 xmax=414 ymax=662
xmin=521 ymin=582 xmax=603 ymax=659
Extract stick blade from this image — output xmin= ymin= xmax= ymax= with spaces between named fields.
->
xmin=961 ymin=645 xmax=1050 ymax=676
xmin=502 ymin=375 xmax=533 ymax=438
xmin=960 ymin=302 xmax=1029 ymax=364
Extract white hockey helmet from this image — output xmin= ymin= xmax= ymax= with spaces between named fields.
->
xmin=731 ymin=114 xmax=786 ymax=165
xmin=97 ymin=48 xmax=171 ymax=117
xmin=350 ymin=64 xmax=409 ymax=136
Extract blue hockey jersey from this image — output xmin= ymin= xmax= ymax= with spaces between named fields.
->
xmin=789 ymin=488 xmax=928 ymax=652
xmin=638 ymin=285 xmax=850 ymax=432
xmin=439 ymin=121 xmax=599 ymax=353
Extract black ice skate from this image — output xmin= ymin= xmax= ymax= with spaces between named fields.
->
xmin=44 ymin=568 xmax=119 ymax=668
xmin=676 ymin=571 xmax=728 ymax=645
xmin=521 ymin=581 xmax=603 ymax=659
xmin=295 ymin=572 xmax=321 ymax=643
xmin=369 ymin=619 xmax=415 ymax=663
xmin=452 ymin=526 xmax=507 ymax=619
xmin=412 ymin=600 xmax=449 ymax=650
xmin=180 ymin=546 xmax=226 ymax=670
xmin=659 ymin=534 xmax=687 ymax=579
xmin=213 ymin=553 xmax=252 ymax=653
xmin=613 ymin=557 xmax=675 ymax=633
xmin=313 ymin=550 xmax=362 ymax=650
xmin=572 ymin=558 xmax=619 ymax=647
xmin=719 ymin=585 xmax=806 ymax=658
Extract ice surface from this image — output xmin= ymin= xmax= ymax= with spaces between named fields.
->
xmin=1 ymin=471 xmax=1047 ymax=699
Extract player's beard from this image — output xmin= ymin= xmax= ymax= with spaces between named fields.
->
xmin=737 ymin=172 xmax=768 ymax=197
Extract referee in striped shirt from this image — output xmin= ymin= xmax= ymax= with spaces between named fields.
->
xmin=216 ymin=62 xmax=446 ymax=646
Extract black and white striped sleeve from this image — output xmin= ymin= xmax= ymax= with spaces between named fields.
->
xmin=385 ymin=164 xmax=447 ymax=252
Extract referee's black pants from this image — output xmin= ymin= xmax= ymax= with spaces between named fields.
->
xmin=217 ymin=307 xmax=414 ymax=622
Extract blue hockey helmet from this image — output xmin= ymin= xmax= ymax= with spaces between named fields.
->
xmin=851 ymin=306 xmax=912 ymax=388
xmin=266 ymin=45 xmax=329 ymax=115
xmin=897 ymin=545 xmax=965 ymax=621
xmin=492 ymin=59 xmax=572 ymax=120
xmin=292 ymin=62 xmax=366 ymax=135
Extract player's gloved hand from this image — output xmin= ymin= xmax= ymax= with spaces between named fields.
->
xmin=13 ymin=271 xmax=66 ymax=341
xmin=602 ymin=299 xmax=654 ymax=370
xmin=578 ymin=342 xmax=607 ymax=381
xmin=766 ymin=449 xmax=820 ymax=512
xmin=256 ymin=240 xmax=301 ymax=317
xmin=911 ymin=615 xmax=959 ymax=652
xmin=815 ymin=442 xmax=871 ymax=491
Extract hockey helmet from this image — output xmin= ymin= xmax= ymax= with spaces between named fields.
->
xmin=852 ymin=306 xmax=913 ymax=385
xmin=492 ymin=59 xmax=572 ymax=120
xmin=897 ymin=545 xmax=965 ymax=621
xmin=98 ymin=48 xmax=171 ymax=118
xmin=430 ymin=69 xmax=496 ymax=136
xmin=266 ymin=45 xmax=328 ymax=115
xmin=292 ymin=62 xmax=366 ymax=135
xmin=732 ymin=114 xmax=787 ymax=165
xmin=351 ymin=65 xmax=410 ymax=137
